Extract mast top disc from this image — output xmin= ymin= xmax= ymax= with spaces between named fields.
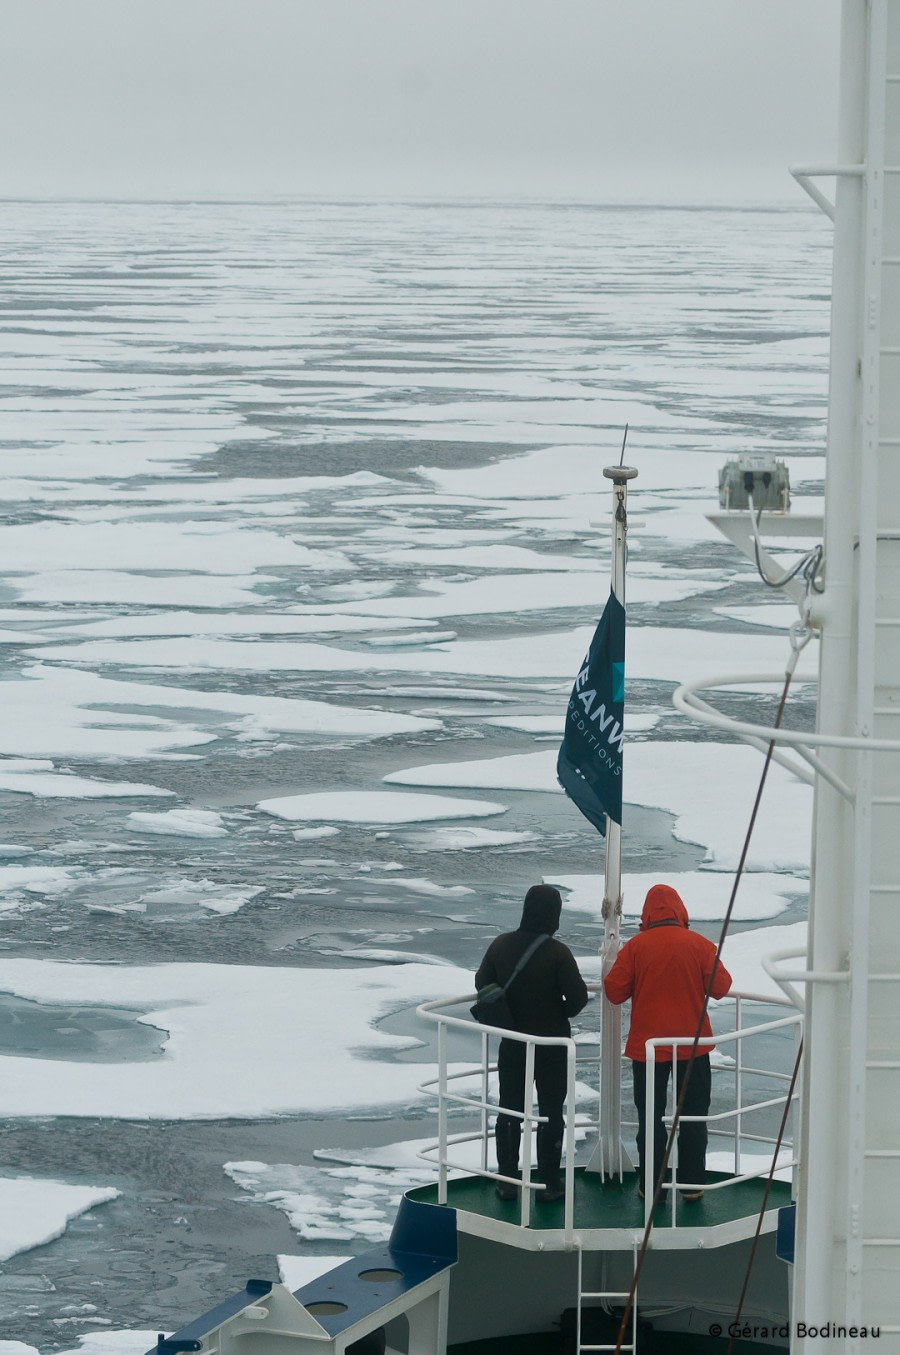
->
xmin=603 ymin=465 xmax=639 ymax=482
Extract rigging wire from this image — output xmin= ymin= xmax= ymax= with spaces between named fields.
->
xmin=614 ymin=639 xmax=807 ymax=1355
xmin=724 ymin=1038 xmax=804 ymax=1355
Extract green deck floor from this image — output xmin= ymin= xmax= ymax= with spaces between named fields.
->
xmin=409 ymin=1168 xmax=791 ymax=1233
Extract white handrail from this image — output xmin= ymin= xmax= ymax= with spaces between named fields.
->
xmin=417 ymin=987 xmax=801 ymax=1237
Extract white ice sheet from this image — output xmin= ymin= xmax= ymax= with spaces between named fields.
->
xmin=258 ymin=791 xmax=508 ymax=824
xmin=0 ymin=959 xmax=471 ymax=1118
xmin=0 ymin=1176 xmax=119 ymax=1263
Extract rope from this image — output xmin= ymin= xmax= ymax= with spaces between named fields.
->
xmin=724 ymin=1038 xmax=804 ymax=1355
xmin=614 ymin=654 xmax=802 ymax=1355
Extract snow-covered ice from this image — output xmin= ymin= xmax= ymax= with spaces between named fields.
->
xmin=0 ymin=1176 xmax=119 ymax=1263
xmin=126 ymin=809 xmax=228 ymax=838
xmin=0 ymin=958 xmax=470 ymax=1118
xmin=549 ymin=870 xmax=806 ymax=922
xmin=258 ymin=791 xmax=508 ymax=824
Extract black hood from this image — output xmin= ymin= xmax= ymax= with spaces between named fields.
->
xmin=519 ymin=884 xmax=562 ymax=935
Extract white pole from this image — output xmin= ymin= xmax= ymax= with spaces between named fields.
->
xmin=593 ymin=461 xmax=638 ymax=1178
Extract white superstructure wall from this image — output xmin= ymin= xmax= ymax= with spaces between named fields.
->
xmin=795 ymin=1 xmax=900 ymax=1349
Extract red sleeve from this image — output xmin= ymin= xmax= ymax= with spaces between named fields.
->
xmin=603 ymin=942 xmax=635 ymax=1006
xmin=704 ymin=944 xmax=732 ymax=1000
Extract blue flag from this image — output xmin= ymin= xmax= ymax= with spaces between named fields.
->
xmin=557 ymin=590 xmax=625 ymax=835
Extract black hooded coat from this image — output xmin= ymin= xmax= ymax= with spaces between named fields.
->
xmin=474 ymin=885 xmax=589 ymax=1037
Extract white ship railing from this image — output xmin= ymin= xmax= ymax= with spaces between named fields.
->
xmin=641 ymin=996 xmax=802 ymax=1228
xmin=416 ymin=987 xmax=802 ymax=1243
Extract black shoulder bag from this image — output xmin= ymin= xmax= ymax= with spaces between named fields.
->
xmin=470 ymin=935 xmax=550 ymax=1030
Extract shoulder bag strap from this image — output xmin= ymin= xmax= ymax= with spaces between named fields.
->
xmin=503 ymin=934 xmax=550 ymax=993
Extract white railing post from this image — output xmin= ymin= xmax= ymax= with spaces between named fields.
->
xmin=644 ymin=1045 xmax=655 ymax=1224
xmin=564 ymin=1039 xmax=577 ymax=1238
xmin=521 ymin=1039 xmax=536 ymax=1227
xmin=669 ymin=1042 xmax=678 ymax=1228
xmin=480 ymin=1029 xmax=490 ymax=1174
xmin=734 ymin=994 xmax=744 ymax=1177
xmin=437 ymin=1020 xmax=448 ymax=1205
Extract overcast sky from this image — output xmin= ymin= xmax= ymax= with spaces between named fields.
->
xmin=1 ymin=0 xmax=841 ymax=203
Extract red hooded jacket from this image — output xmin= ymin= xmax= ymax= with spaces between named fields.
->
xmin=603 ymin=884 xmax=732 ymax=1062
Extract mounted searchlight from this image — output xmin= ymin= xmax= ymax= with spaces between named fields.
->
xmin=719 ymin=455 xmax=791 ymax=513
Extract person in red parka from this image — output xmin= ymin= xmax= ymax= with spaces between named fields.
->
xmin=603 ymin=883 xmax=732 ymax=1201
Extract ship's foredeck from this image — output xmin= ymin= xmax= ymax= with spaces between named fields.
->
xmin=408 ymin=1168 xmax=791 ymax=1251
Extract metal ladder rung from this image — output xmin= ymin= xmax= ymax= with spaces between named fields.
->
xmin=576 ymin=1247 xmax=636 ymax=1355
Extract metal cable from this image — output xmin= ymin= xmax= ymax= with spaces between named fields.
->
xmin=749 ymin=498 xmax=825 ymax=593
xmin=724 ymin=1038 xmax=804 ymax=1355
xmin=614 ymin=663 xmax=797 ymax=1355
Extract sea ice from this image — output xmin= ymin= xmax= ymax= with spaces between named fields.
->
xmin=0 ymin=666 xmax=439 ymax=762
xmin=486 ymin=713 xmax=660 ymax=736
xmin=718 ymin=920 xmax=807 ymax=1000
xmin=35 ymin=624 xmax=816 ymax=687
xmin=13 ymin=571 xmax=275 ymax=609
xmin=0 ymin=1176 xmax=119 ymax=1263
xmin=549 ymin=871 xmax=806 ymax=923
xmin=0 ymin=760 xmax=171 ymax=800
xmin=395 ymin=826 xmax=537 ymax=850
xmin=0 ymin=958 xmax=471 ymax=1118
xmin=258 ymin=791 xmax=508 ymax=824
xmin=126 ymin=809 xmax=228 ymax=838
xmin=0 ymin=520 xmax=347 ymax=575
xmin=278 ymin=1254 xmax=354 ymax=1293
xmin=51 ymin=1336 xmax=160 ymax=1355
xmin=384 ymin=741 xmax=813 ymax=873
xmin=0 ymin=867 xmax=77 ymax=897
xmin=137 ymin=881 xmax=264 ymax=917
xmin=388 ymin=879 xmax=475 ymax=898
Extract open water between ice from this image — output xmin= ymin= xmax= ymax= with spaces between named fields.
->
xmin=0 ymin=198 xmax=827 ymax=1351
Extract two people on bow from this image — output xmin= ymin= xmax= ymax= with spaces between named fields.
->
xmin=475 ymin=881 xmax=732 ymax=1203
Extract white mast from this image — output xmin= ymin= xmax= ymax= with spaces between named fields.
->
xmin=594 ymin=461 xmax=637 ymax=1179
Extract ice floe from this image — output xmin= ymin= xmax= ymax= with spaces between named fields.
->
xmin=0 ymin=520 xmax=347 ymax=575
xmin=258 ymin=791 xmax=508 ymax=824
xmin=278 ymin=1254 xmax=354 ymax=1292
xmin=126 ymin=809 xmax=228 ymax=838
xmin=548 ymin=871 xmax=806 ymax=923
xmin=0 ymin=666 xmax=438 ymax=763
xmin=0 ymin=759 xmax=171 ymax=800
xmin=0 ymin=959 xmax=471 ymax=1118
xmin=34 ymin=625 xmax=816 ymax=686
xmin=394 ymin=826 xmax=537 ymax=850
xmin=0 ymin=866 xmax=78 ymax=897
xmin=0 ymin=1176 xmax=119 ymax=1262
xmin=52 ymin=1336 xmax=160 ymax=1355
xmin=135 ymin=881 xmax=264 ymax=917
xmin=384 ymin=741 xmax=812 ymax=872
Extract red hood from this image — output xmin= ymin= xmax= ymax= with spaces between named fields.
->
xmin=640 ymin=884 xmax=689 ymax=929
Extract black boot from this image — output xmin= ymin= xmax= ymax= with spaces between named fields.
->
xmin=537 ymin=1126 xmax=564 ymax=1202
xmin=495 ymin=1118 xmax=521 ymax=1200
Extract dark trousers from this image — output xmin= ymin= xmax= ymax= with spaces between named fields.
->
xmin=631 ymin=1054 xmax=712 ymax=1192
xmin=495 ymin=1038 xmax=568 ymax=1184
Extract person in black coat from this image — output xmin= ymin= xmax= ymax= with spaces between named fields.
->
xmin=475 ymin=884 xmax=589 ymax=1201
